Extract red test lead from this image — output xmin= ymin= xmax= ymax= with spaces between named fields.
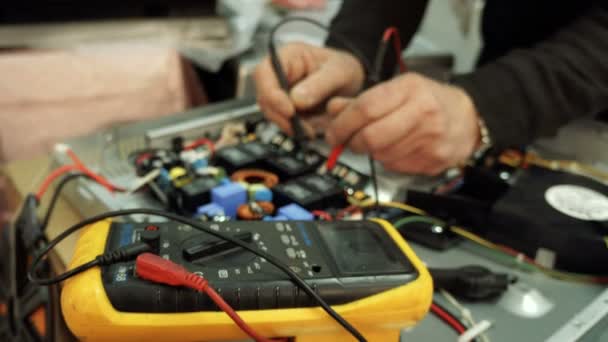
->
xmin=135 ymin=253 xmax=273 ymax=342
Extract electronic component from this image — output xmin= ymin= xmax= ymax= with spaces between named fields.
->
xmin=318 ymin=162 xmax=368 ymax=189
xmin=273 ymin=180 xmax=318 ymax=209
xmin=168 ymin=167 xmax=191 ymax=188
xmin=231 ymin=169 xmax=279 ymax=188
xmin=214 ymin=141 xmax=273 ymax=173
xmin=135 ymin=150 xmax=181 ymax=177
xmin=265 ymin=151 xmax=323 ymax=181
xmin=61 ymin=219 xmax=432 ymax=341
xmin=196 ymin=203 xmax=225 ymax=217
xmin=299 ymin=174 xmax=348 ymax=208
xmin=273 ymin=174 xmax=347 ymax=210
xmin=211 ymin=182 xmax=248 ymax=218
xmin=248 ymin=184 xmax=273 ymax=202
xmin=237 ymin=202 xmax=275 ymax=220
xmin=179 ymin=149 xmax=209 ymax=173
xmin=157 ymin=168 xmax=171 ymax=190
xmin=277 ymin=203 xmax=314 ymax=221
xmin=176 ymin=176 xmax=218 ymax=213
xmin=412 ymin=166 xmax=608 ymax=274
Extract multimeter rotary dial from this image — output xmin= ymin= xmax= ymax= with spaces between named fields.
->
xmin=179 ymin=223 xmax=268 ymax=276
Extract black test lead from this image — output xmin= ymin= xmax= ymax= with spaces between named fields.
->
xmin=268 ymin=30 xmax=308 ymax=150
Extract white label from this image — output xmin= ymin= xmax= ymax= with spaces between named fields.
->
xmin=545 ymin=185 xmax=608 ymax=221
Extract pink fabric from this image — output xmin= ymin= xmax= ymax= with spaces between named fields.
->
xmin=0 ymin=46 xmax=206 ymax=162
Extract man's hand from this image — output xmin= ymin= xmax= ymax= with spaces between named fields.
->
xmin=326 ymin=73 xmax=481 ymax=175
xmin=254 ymin=42 xmax=365 ymax=136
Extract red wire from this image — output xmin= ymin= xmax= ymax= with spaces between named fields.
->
xmin=66 ymin=148 xmax=124 ymax=193
xmin=135 ymin=152 xmax=153 ymax=165
xmin=184 ymin=138 xmax=216 ymax=155
xmin=430 ymin=303 xmax=466 ymax=335
xmin=66 ymin=149 xmax=84 ymax=168
xmin=35 ymin=165 xmax=82 ymax=200
xmin=36 ymin=148 xmax=125 ymax=200
xmin=136 ymin=253 xmax=272 ymax=342
xmin=311 ymin=210 xmax=333 ymax=221
xmin=336 ymin=205 xmax=361 ymax=220
xmin=203 ymin=286 xmax=271 ymax=342
xmin=382 ymin=27 xmax=407 ymax=73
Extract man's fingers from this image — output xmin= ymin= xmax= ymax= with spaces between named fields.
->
xmin=327 ymin=96 xmax=353 ymax=115
xmin=326 ymin=79 xmax=409 ymax=146
xmin=347 ymin=103 xmax=422 ymax=154
xmin=382 ymin=147 xmax=434 ymax=175
xmin=264 ymin=107 xmax=293 ymax=135
xmin=380 ymin=140 xmax=452 ymax=176
xmin=290 ymin=60 xmax=353 ymax=111
xmin=255 ymin=43 xmax=317 ymax=119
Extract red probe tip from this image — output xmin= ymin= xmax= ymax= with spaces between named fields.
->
xmin=326 ymin=145 xmax=345 ymax=171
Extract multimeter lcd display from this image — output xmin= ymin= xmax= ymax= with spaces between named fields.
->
xmin=316 ymin=222 xmax=414 ymax=276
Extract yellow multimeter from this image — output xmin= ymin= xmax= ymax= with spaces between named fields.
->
xmin=61 ymin=218 xmax=432 ymax=341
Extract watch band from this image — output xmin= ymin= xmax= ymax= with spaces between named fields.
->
xmin=469 ymin=116 xmax=493 ymax=164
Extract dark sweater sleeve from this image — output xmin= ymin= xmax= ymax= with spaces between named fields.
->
xmin=452 ymin=5 xmax=608 ymax=148
xmin=326 ymin=0 xmax=428 ymax=78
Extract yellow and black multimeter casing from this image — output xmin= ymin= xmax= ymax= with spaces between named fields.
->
xmin=61 ymin=219 xmax=432 ymax=341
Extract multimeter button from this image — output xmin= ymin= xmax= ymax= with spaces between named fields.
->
xmin=286 ymin=248 xmax=296 ymax=259
xmin=275 ymin=223 xmax=285 ymax=232
xmin=280 ymin=234 xmax=290 ymax=245
xmin=141 ymin=229 xmax=161 ymax=253
xmin=297 ymin=250 xmax=307 ymax=259
xmin=289 ymin=235 xmax=299 ymax=246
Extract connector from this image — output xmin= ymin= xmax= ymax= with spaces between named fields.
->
xmin=429 ymin=265 xmax=516 ymax=301
xmin=53 ymin=143 xmax=70 ymax=154
xmin=96 ymin=242 xmax=152 ymax=266
xmin=135 ymin=253 xmax=208 ymax=291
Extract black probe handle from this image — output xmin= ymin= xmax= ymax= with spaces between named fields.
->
xmin=269 ymin=47 xmax=307 ymax=145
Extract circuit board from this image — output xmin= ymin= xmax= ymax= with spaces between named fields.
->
xmin=127 ymin=124 xmax=370 ymax=222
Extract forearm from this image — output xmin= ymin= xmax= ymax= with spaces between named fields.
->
xmin=453 ymin=5 xmax=608 ymax=148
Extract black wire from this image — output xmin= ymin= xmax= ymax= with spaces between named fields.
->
xmin=31 ymin=258 xmax=100 ymax=286
xmin=268 ymin=16 xmax=373 ymax=76
xmin=41 ymin=173 xmax=89 ymax=231
xmin=368 ymin=156 xmax=380 ymax=210
xmin=366 ymin=39 xmax=393 ymax=211
xmin=28 ymin=208 xmax=367 ymax=342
